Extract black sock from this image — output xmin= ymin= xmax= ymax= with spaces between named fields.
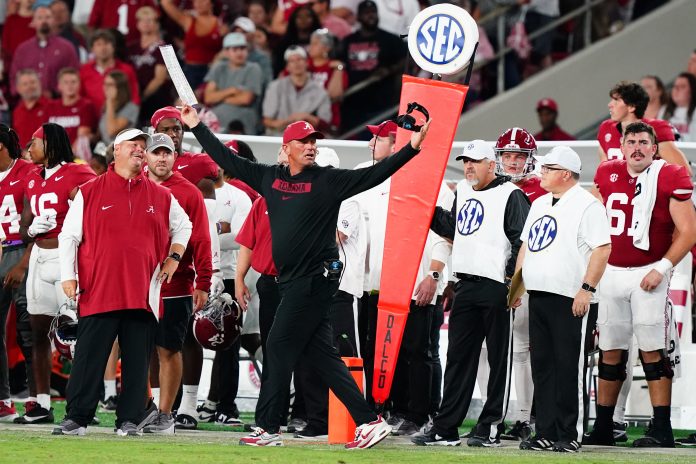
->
xmin=653 ymin=406 xmax=671 ymax=428
xmin=595 ymin=404 xmax=615 ymax=431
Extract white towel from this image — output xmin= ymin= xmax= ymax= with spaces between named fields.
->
xmin=632 ymin=159 xmax=665 ymax=251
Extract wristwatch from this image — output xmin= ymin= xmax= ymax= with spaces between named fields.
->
xmin=581 ymin=282 xmax=596 ymax=294
xmin=168 ymin=252 xmax=182 ymax=263
xmin=427 ymin=270 xmax=441 ymax=280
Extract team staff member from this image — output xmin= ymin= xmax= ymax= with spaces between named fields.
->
xmin=142 ymin=133 xmax=212 ymax=435
xmin=15 ymin=124 xmax=96 ymax=425
xmin=515 ymin=147 xmax=611 ymax=453
xmin=585 ymin=122 xmax=696 ymax=448
xmin=53 ymin=128 xmax=192 ymax=436
xmin=182 ymin=104 xmax=430 ymax=449
xmin=0 ymin=124 xmax=35 ymax=422
xmin=414 ymin=140 xmax=529 ymax=447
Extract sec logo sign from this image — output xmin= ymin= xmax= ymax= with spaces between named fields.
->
xmin=457 ymin=198 xmax=484 ymax=235
xmin=527 ymin=215 xmax=557 ymax=252
xmin=408 ymin=4 xmax=478 ymax=75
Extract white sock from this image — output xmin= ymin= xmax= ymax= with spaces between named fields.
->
xmin=477 ymin=346 xmax=489 ymax=403
xmin=37 ymin=394 xmax=51 ymax=410
xmin=151 ymin=388 xmax=160 ymax=408
xmin=104 ymin=379 xmax=117 ymax=399
xmin=27 ymin=396 xmax=37 ymax=404
xmin=178 ymin=385 xmax=199 ymax=416
xmin=512 ymin=351 xmax=533 ymax=422
xmin=614 ymin=345 xmax=635 ymax=424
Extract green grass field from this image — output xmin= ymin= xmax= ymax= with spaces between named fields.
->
xmin=1 ymin=402 xmax=694 ymax=464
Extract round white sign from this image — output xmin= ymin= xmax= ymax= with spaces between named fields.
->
xmin=407 ymin=4 xmax=479 ymax=76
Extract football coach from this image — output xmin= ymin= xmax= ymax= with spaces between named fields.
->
xmin=180 ymin=105 xmax=430 ymax=449
xmin=53 ymin=128 xmax=193 ymax=436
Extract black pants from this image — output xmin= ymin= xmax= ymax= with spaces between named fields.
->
xmin=255 ymin=273 xmax=304 ymax=422
xmin=390 ymin=301 xmax=433 ymax=425
xmin=66 ymin=310 xmax=156 ymax=427
xmin=363 ymin=292 xmax=380 ymax=407
xmin=254 ymin=274 xmax=375 ymax=433
xmin=429 ymin=300 xmax=444 ymax=415
xmin=300 ymin=289 xmax=359 ymax=431
xmin=433 ymin=278 xmax=511 ymax=438
xmin=0 ymin=246 xmax=33 ymax=400
xmin=529 ymin=291 xmax=590 ymax=443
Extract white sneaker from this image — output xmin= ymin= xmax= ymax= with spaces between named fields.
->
xmin=345 ymin=415 xmax=392 ymax=450
xmin=239 ymin=427 xmax=284 ymax=446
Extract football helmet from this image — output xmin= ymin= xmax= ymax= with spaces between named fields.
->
xmin=494 ymin=127 xmax=537 ymax=182
xmin=193 ymin=293 xmax=242 ymax=351
xmin=49 ymin=300 xmax=78 ymax=360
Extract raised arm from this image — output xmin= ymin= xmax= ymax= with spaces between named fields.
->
xmin=181 ymin=105 xmax=269 ymax=193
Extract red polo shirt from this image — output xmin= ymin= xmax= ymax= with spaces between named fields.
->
xmin=534 ymin=125 xmax=575 ymax=141
xmin=79 ymin=60 xmax=141 ymax=112
xmin=12 ymin=97 xmax=51 ymax=147
xmin=235 ymin=197 xmax=277 ymax=276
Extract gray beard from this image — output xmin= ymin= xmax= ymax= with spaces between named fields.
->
xmin=466 ymin=178 xmax=479 ymax=187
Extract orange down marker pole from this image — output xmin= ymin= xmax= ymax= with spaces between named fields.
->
xmin=328 ymin=357 xmax=364 ymax=443
xmin=372 ymin=75 xmax=469 ymax=405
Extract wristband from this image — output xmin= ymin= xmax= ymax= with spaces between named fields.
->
xmin=653 ymin=258 xmax=673 ymax=276
xmin=168 ymin=252 xmax=182 ymax=263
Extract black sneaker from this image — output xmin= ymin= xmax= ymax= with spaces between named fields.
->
xmin=459 ymin=430 xmax=473 ymax=439
xmin=553 ymin=440 xmax=581 ymax=452
xmin=175 ymin=413 xmax=198 ymax=430
xmin=582 ymin=427 xmax=615 ymax=446
xmin=393 ymin=419 xmax=422 ymax=437
xmin=411 ymin=429 xmax=461 ymax=446
xmin=90 ymin=416 xmax=100 ymax=426
xmin=501 ymin=421 xmax=533 ymax=441
xmin=613 ymin=421 xmax=628 ymax=442
xmin=520 ymin=435 xmax=555 ymax=451
xmin=467 ymin=435 xmax=501 ymax=447
xmin=196 ymin=402 xmax=217 ymax=423
xmin=294 ymin=425 xmax=328 ymax=440
xmin=216 ymin=410 xmax=243 ymax=426
xmin=676 ymin=433 xmax=696 ymax=447
xmin=386 ymin=413 xmax=405 ymax=433
xmin=116 ymin=421 xmax=142 ymax=437
xmin=285 ymin=417 xmax=307 ymax=433
xmin=632 ymin=426 xmax=675 ymax=448
xmin=52 ymin=418 xmax=86 ymax=436
xmin=99 ymin=395 xmax=118 ymax=413
xmin=14 ymin=405 xmax=54 ymax=424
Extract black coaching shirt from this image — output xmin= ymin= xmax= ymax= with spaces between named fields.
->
xmin=192 ymin=123 xmax=420 ymax=283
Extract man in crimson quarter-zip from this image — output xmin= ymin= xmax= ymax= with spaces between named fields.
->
xmin=53 ymin=128 xmax=192 ymax=437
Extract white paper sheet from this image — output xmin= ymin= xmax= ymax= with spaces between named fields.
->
xmin=159 ymin=44 xmax=199 ymax=106
xmin=149 ymin=263 xmax=162 ymax=323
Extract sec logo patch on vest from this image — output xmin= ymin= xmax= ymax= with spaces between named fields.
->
xmin=457 ymin=198 xmax=484 ymax=235
xmin=407 ymin=4 xmax=478 ymax=75
xmin=528 ymin=215 xmax=557 ymax=252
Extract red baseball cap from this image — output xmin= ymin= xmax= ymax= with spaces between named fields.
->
xmin=224 ymin=139 xmax=239 ymax=153
xmin=366 ymin=120 xmax=397 ymax=137
xmin=282 ymin=121 xmax=324 ymax=144
xmin=151 ymin=106 xmax=182 ymax=129
xmin=536 ymin=98 xmax=558 ymax=113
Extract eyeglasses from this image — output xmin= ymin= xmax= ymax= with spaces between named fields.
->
xmin=540 ymin=165 xmax=567 ymax=174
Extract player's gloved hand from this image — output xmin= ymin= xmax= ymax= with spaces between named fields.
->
xmin=211 ymin=272 xmax=225 ymax=296
xmin=28 ymin=215 xmax=56 ymax=238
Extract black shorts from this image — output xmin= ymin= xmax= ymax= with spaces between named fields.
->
xmin=155 ymin=296 xmax=193 ymax=351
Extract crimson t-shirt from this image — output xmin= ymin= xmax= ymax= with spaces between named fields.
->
xmin=48 ymin=98 xmax=99 ymax=144
xmin=236 ymin=197 xmax=277 ymax=276
xmin=516 ymin=176 xmax=546 ymax=203
xmin=597 ymin=118 xmax=675 ymax=161
xmin=12 ymin=97 xmax=51 ymax=147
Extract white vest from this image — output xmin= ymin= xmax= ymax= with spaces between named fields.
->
xmin=452 ymin=180 xmax=518 ymax=283
xmin=522 ymin=185 xmax=602 ymax=300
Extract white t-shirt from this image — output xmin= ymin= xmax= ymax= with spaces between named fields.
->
xmin=373 ymin=0 xmax=420 ymax=37
xmin=668 ymin=106 xmax=696 ymax=142
xmin=216 ymin=183 xmax=252 ymax=279
xmin=337 ymin=198 xmax=366 ymax=298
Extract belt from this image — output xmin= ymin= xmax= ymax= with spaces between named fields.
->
xmin=2 ymin=240 xmax=25 ymax=251
xmin=455 ymin=273 xmax=484 ymax=282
